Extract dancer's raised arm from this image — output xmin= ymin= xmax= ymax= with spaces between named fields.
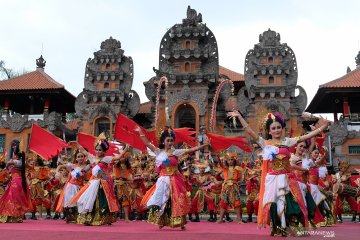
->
xmin=297 ymin=116 xmax=329 ymax=143
xmin=134 ymin=126 xmax=157 ymax=152
xmin=227 ymin=110 xmax=258 ymax=141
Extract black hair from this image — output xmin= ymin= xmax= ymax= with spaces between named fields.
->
xmin=116 ymin=157 xmax=131 ymax=170
xmin=265 ymin=115 xmax=286 ymax=140
xmin=158 ymin=127 xmax=176 ymax=149
xmin=13 ymin=148 xmax=27 ymax=195
xmin=73 ymin=149 xmax=82 ymax=163
xmin=95 ymin=139 xmax=110 ymax=152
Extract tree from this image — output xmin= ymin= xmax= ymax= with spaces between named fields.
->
xmin=0 ymin=60 xmax=13 ymax=79
xmin=66 ymin=112 xmax=79 ymax=121
xmin=0 ymin=60 xmax=29 ymax=80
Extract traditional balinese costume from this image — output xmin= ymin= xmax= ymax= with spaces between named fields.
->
xmin=141 ymin=148 xmax=190 ymax=229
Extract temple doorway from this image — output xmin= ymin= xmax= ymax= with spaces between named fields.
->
xmin=174 ymin=104 xmax=196 ymax=129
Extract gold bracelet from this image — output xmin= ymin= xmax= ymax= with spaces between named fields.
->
xmin=139 ymin=134 xmax=145 ymax=137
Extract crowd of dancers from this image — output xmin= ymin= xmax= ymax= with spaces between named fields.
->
xmin=0 ymin=110 xmax=359 ymax=237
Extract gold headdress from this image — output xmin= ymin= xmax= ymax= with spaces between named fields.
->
xmin=338 ymin=158 xmax=350 ymax=172
xmin=262 ymin=113 xmax=276 ymax=131
xmin=224 ymin=150 xmax=239 ymax=160
xmin=94 ymin=132 xmax=107 ymax=147
xmin=195 ymin=161 xmax=209 ymax=169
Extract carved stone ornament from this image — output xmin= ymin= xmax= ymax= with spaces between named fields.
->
xmin=264 ymin=99 xmax=290 ymax=120
xmin=293 ymin=85 xmax=308 ymax=114
xmin=237 ymin=88 xmax=251 ymax=115
xmin=144 ymin=76 xmax=157 ymax=102
xmin=329 ymin=123 xmax=348 ymax=146
xmin=75 ymin=92 xmax=88 ymax=118
xmin=36 ymin=55 xmax=46 ymax=69
xmin=41 ymin=111 xmax=62 ymax=132
xmin=259 ymin=29 xmax=281 ymax=47
xmin=0 ymin=113 xmax=32 ymax=133
xmin=89 ymin=103 xmax=117 ymax=122
xmin=182 ymin=5 xmax=202 ymax=26
xmin=100 ymin=36 xmax=121 ymax=52
xmin=244 ymin=29 xmax=298 ymax=92
xmin=125 ymin=90 xmax=141 ymax=117
xmin=157 ymin=6 xmax=218 ymax=84
xmin=166 ymin=86 xmax=207 ymax=116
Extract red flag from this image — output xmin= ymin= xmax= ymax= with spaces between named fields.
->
xmin=29 ymin=123 xmax=69 ymax=160
xmin=147 ymin=128 xmax=197 ymax=147
xmin=206 ymin=133 xmax=252 ymax=152
xmin=174 ymin=128 xmax=197 ymax=147
xmin=146 ymin=130 xmax=159 ymax=147
xmin=78 ymin=132 xmax=121 ymax=156
xmin=114 ymin=113 xmax=148 ymax=151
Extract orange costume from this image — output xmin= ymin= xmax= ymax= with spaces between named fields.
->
xmin=28 ymin=163 xmax=52 ymax=218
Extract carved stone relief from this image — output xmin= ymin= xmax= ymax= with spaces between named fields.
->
xmin=329 ymin=123 xmax=348 ymax=146
xmin=166 ymin=85 xmax=208 ymax=116
xmin=0 ymin=113 xmax=31 ymax=133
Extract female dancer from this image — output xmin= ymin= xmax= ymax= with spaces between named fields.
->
xmin=0 ymin=148 xmax=31 ymax=223
xmin=69 ymin=139 xmax=124 ymax=225
xmin=56 ymin=150 xmax=91 ymax=223
xmin=290 ymin=141 xmax=325 ymax=227
xmin=227 ymin=110 xmax=329 ymax=236
xmin=135 ymin=126 xmax=208 ymax=230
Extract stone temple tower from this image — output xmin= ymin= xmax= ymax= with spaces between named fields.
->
xmin=144 ymin=6 xmax=220 ymax=132
xmin=238 ymin=29 xmax=307 ymax=136
xmin=75 ymin=37 xmax=140 ymax=136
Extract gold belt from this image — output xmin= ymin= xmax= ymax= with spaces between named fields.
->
xmin=161 ymin=166 xmax=178 ymax=175
xmin=270 ymin=158 xmax=290 ymax=172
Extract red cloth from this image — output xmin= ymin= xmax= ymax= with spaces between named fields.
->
xmin=147 ymin=128 xmax=198 ymax=147
xmin=0 ymin=168 xmax=32 ymax=217
xmin=78 ymin=132 xmax=120 ymax=156
xmin=114 ymin=113 xmax=148 ymax=151
xmin=173 ymin=128 xmax=197 ymax=147
xmin=206 ymin=133 xmax=252 ymax=152
xmin=29 ymin=123 xmax=69 ymax=160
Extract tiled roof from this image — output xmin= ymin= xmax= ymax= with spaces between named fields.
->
xmin=320 ymin=67 xmax=360 ymax=88
xmin=139 ymin=101 xmax=151 ymax=114
xmin=0 ymin=69 xmax=64 ymax=91
xmin=219 ymin=66 xmax=244 ymax=81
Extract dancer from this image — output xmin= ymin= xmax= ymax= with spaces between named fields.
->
xmin=227 ymin=110 xmax=329 ymax=236
xmin=136 ymin=126 xmax=208 ymax=230
xmin=216 ymin=151 xmax=246 ymax=224
xmin=0 ymin=147 xmax=31 ymax=223
xmin=56 ymin=150 xmax=91 ymax=223
xmin=69 ymin=138 xmax=124 ymax=226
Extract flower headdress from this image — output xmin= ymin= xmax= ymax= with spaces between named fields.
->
xmin=159 ymin=126 xmax=176 ymax=146
xmin=262 ymin=112 xmax=285 ymax=133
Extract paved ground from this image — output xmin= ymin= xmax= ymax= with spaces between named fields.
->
xmin=0 ymin=218 xmax=359 ymax=240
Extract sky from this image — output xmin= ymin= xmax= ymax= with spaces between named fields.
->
xmin=1 ymin=0 xmax=360 ymax=109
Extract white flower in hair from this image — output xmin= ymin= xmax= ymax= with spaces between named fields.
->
xmin=262 ymin=145 xmax=279 ymax=161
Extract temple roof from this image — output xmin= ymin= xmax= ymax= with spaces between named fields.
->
xmin=0 ymin=67 xmax=75 ymax=114
xmin=306 ymin=67 xmax=360 ymax=113
xmin=219 ymin=66 xmax=244 ymax=81
xmin=0 ymin=68 xmax=66 ymax=91
xmin=138 ymin=101 xmax=151 ymax=114
xmin=320 ymin=67 xmax=360 ymax=88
